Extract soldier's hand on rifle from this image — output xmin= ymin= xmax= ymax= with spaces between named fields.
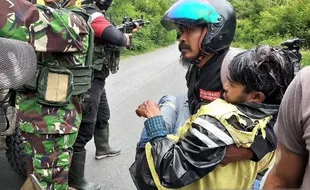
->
xmin=124 ymin=22 xmax=142 ymax=49
xmin=132 ymin=22 xmax=141 ymax=33
xmin=125 ymin=23 xmax=141 ymax=46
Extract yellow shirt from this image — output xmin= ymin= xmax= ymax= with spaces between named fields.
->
xmin=145 ymin=99 xmax=275 ymax=190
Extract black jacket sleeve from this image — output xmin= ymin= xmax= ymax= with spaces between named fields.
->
xmin=149 ymin=136 xmax=226 ymax=188
xmin=100 ymin=25 xmax=127 ymax=47
xmin=250 ymin=115 xmax=277 ymax=161
xmin=129 ymin=147 xmax=158 ymax=190
xmin=83 ymin=4 xmax=127 ymax=47
xmin=130 ymin=117 xmax=227 ymax=189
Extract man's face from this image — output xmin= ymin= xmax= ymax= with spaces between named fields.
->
xmin=178 ymin=25 xmax=203 ymax=63
xmin=223 ymin=78 xmax=252 ymax=104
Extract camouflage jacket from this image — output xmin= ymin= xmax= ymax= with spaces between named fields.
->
xmin=16 ymin=92 xmax=81 ymax=134
xmin=0 ymin=0 xmax=88 ymax=53
xmin=0 ymin=0 xmax=90 ymax=67
xmin=0 ymin=0 xmax=93 ymax=134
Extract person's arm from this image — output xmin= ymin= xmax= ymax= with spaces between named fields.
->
xmin=221 ymin=144 xmax=254 ymax=165
xmin=263 ymin=142 xmax=307 ymax=188
xmin=83 ymin=5 xmax=130 ymax=47
xmin=135 ymin=101 xmax=227 ymax=188
xmin=84 ymin=5 xmax=130 ymax=47
xmin=249 ymin=120 xmax=277 ymax=161
xmin=222 ymin=119 xmax=277 ymax=164
xmin=144 ymin=117 xmax=226 ymax=188
xmin=100 ymin=26 xmax=128 ymax=46
xmin=91 ymin=17 xmax=128 ymax=47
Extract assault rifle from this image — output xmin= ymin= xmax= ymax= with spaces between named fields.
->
xmin=280 ymin=38 xmax=305 ymax=75
xmin=106 ymin=16 xmax=150 ymax=74
xmin=116 ymin=16 xmax=150 ymax=33
xmin=115 ymin=16 xmax=150 ymax=49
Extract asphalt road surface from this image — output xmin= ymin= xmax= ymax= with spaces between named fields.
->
xmin=0 ymin=43 xmax=187 ymax=189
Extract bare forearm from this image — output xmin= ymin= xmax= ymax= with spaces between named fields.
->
xmin=263 ymin=169 xmax=290 ymax=189
xmin=263 ymin=143 xmax=307 ymax=189
xmin=264 ymin=168 xmax=304 ymax=189
xmin=221 ymin=145 xmax=254 ymax=165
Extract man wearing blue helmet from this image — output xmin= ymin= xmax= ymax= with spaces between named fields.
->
xmin=134 ymin=0 xmax=278 ymax=189
xmin=130 ymin=44 xmax=299 ymax=190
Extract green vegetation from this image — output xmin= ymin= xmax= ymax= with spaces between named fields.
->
xmin=105 ymin=0 xmax=177 ymax=56
xmin=106 ymin=0 xmax=310 ymax=66
xmin=230 ymin=0 xmax=310 ymax=66
xmin=301 ymin=50 xmax=310 ymax=67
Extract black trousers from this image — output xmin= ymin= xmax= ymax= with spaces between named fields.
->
xmin=73 ymin=69 xmax=110 ymax=152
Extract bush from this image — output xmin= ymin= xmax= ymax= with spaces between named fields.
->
xmin=230 ymin=0 xmax=310 ymax=68
xmin=231 ymin=0 xmax=310 ymax=48
xmin=301 ymin=50 xmax=310 ymax=67
xmin=106 ymin=0 xmax=177 ymax=56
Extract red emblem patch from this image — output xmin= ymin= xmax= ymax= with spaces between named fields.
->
xmin=200 ymin=89 xmax=221 ymax=101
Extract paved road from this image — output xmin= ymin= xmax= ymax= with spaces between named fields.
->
xmin=0 ymin=43 xmax=187 ymax=189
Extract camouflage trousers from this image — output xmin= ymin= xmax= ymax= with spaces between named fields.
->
xmin=22 ymin=132 xmax=78 ymax=190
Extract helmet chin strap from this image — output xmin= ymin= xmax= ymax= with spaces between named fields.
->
xmin=191 ymin=27 xmax=211 ymax=65
xmin=190 ymin=51 xmax=207 ymax=65
xmin=191 ymin=26 xmax=216 ymax=65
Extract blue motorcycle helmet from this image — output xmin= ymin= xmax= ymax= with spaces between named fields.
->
xmin=161 ymin=0 xmax=236 ymax=55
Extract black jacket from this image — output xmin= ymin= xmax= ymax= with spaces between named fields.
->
xmin=129 ymin=102 xmax=279 ymax=189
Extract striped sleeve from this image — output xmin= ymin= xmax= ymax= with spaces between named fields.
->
xmin=192 ymin=117 xmax=234 ymax=146
xmin=148 ymin=115 xmax=229 ymax=188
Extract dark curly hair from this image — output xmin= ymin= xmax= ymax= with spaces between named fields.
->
xmin=228 ymin=45 xmax=299 ymax=104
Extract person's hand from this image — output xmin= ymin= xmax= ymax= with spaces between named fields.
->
xmin=221 ymin=145 xmax=254 ymax=165
xmin=125 ymin=33 xmax=132 ymax=47
xmin=132 ymin=22 xmax=141 ymax=33
xmin=125 ymin=23 xmax=142 ymax=48
xmin=135 ymin=100 xmax=161 ymax=119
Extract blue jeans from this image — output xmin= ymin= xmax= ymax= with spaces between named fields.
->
xmin=251 ymin=179 xmax=261 ymax=190
xmin=138 ymin=93 xmax=190 ymax=148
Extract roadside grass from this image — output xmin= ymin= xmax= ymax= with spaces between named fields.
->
xmin=301 ymin=50 xmax=310 ymax=67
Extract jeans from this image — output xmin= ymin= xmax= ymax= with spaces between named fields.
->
xmin=251 ymin=179 xmax=261 ymax=190
xmin=138 ymin=93 xmax=190 ymax=148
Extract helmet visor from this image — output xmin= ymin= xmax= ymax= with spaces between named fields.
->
xmin=161 ymin=0 xmax=221 ymax=31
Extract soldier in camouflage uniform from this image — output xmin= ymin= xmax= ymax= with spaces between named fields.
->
xmin=0 ymin=0 xmax=93 ymax=189
xmin=37 ymin=0 xmax=137 ymax=189
xmin=36 ymin=1 xmax=103 ymax=189
xmin=68 ymin=1 xmax=139 ymax=189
